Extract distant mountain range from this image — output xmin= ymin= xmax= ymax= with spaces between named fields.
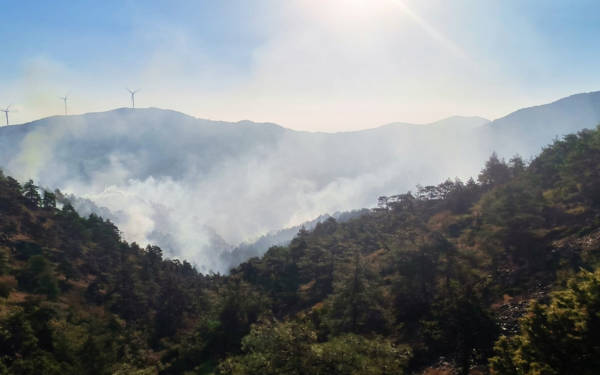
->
xmin=0 ymin=91 xmax=599 ymax=272
xmin=483 ymin=91 xmax=600 ymax=156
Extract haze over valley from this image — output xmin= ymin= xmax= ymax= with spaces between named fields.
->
xmin=1 ymin=91 xmax=599 ymax=272
xmin=4 ymin=2 xmax=600 ymax=374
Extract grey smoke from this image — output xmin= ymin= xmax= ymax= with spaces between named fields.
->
xmin=0 ymin=91 xmax=599 ymax=272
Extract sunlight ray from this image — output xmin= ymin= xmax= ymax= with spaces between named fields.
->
xmin=391 ymin=0 xmax=469 ymax=61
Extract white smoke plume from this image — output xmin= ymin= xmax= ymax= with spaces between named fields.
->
xmin=2 ymin=90 xmax=600 ymax=272
xmin=0 ymin=109 xmax=491 ymax=272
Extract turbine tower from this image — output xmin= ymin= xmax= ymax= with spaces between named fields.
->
xmin=1 ymin=105 xmax=12 ymax=126
xmin=127 ymin=88 xmax=140 ymax=109
xmin=59 ymin=94 xmax=69 ymax=115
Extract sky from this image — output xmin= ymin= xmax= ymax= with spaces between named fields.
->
xmin=2 ymin=0 xmax=600 ymax=132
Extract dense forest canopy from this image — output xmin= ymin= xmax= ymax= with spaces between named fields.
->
xmin=1 ymin=125 xmax=600 ymax=374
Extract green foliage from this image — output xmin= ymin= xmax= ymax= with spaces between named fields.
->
xmin=13 ymin=241 xmax=43 ymax=261
xmin=213 ymin=279 xmax=271 ymax=355
xmin=478 ymin=153 xmax=512 ymax=187
xmin=0 ymin=172 xmax=23 ymax=215
xmin=312 ymin=334 xmax=410 ymax=375
xmin=490 ymin=268 xmax=600 ymax=375
xmin=325 ymin=251 xmax=389 ymax=335
xmin=0 ymin=247 xmax=9 ymax=275
xmin=423 ymin=283 xmax=498 ymax=374
xmin=2 ymin=125 xmax=600 ymax=373
xmin=42 ymin=190 xmax=57 ymax=210
xmin=218 ymin=319 xmax=410 ymax=375
xmin=22 ymin=180 xmax=41 ymax=208
xmin=17 ymin=255 xmax=59 ymax=300
xmin=0 ymin=303 xmax=64 ymax=375
xmin=218 ymin=320 xmax=316 ymax=375
xmin=531 ymin=127 xmax=600 ymax=207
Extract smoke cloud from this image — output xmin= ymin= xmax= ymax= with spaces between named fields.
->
xmin=2 ymin=90 xmax=599 ymax=273
xmin=0 ymin=109 xmax=490 ymax=272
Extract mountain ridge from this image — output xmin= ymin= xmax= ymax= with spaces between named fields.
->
xmin=2 ymin=110 xmax=492 ymax=135
xmin=1 ymin=91 xmax=600 ymax=272
xmin=7 ymin=91 xmax=599 ymax=136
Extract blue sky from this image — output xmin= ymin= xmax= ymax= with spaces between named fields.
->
xmin=2 ymin=0 xmax=600 ymax=131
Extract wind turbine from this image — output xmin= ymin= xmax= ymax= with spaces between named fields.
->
xmin=126 ymin=88 xmax=140 ymax=109
xmin=1 ymin=105 xmax=12 ymax=126
xmin=59 ymin=94 xmax=69 ymax=115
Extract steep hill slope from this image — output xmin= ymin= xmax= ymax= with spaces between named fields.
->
xmin=220 ymin=126 xmax=600 ymax=374
xmin=1 ymin=125 xmax=600 ymax=374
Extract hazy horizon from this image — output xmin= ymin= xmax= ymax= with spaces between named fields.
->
xmin=4 ymin=105 xmax=495 ymax=133
xmin=2 ymin=0 xmax=600 ymax=131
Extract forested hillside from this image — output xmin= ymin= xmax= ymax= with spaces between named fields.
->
xmin=1 ymin=125 xmax=600 ymax=374
xmin=1 ymin=91 xmax=598 ymax=273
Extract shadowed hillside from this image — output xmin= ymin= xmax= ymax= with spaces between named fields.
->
xmin=1 ymin=124 xmax=600 ymax=373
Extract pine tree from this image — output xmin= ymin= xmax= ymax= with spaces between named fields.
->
xmin=23 ymin=180 xmax=42 ymax=208
xmin=42 ymin=190 xmax=57 ymax=210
